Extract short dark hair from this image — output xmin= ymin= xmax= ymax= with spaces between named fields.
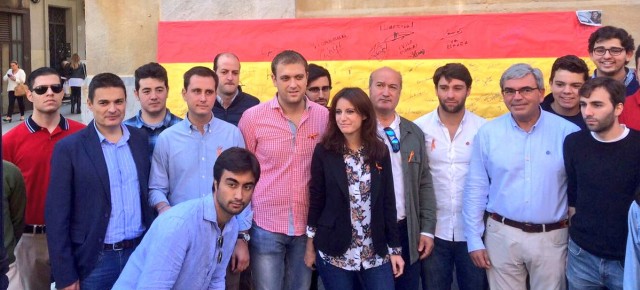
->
xmin=308 ymin=64 xmax=331 ymax=86
xmin=88 ymin=73 xmax=126 ymax=102
xmin=588 ymin=26 xmax=635 ymax=53
xmin=183 ymin=66 xmax=218 ymax=90
xmin=270 ymin=50 xmax=308 ymax=76
xmin=579 ymin=77 xmax=626 ymax=106
xmin=27 ymin=67 xmax=61 ymax=89
xmin=213 ymin=147 xmax=261 ymax=184
xmin=549 ymin=55 xmax=590 ymax=82
xmin=213 ymin=52 xmax=240 ymax=72
xmin=432 ymin=63 xmax=472 ymax=88
xmin=134 ymin=62 xmax=169 ymax=91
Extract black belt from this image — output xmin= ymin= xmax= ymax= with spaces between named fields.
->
xmin=489 ymin=213 xmax=568 ymax=233
xmin=103 ymin=237 xmax=142 ymax=251
xmin=24 ymin=224 xmax=46 ymax=234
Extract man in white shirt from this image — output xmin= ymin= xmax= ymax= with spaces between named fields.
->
xmin=414 ymin=63 xmax=487 ymax=290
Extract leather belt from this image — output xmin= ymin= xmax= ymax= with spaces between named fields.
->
xmin=489 ymin=213 xmax=568 ymax=233
xmin=24 ymin=224 xmax=46 ymax=234
xmin=103 ymin=237 xmax=142 ymax=251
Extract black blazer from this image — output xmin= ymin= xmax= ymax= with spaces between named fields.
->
xmin=308 ymin=143 xmax=400 ymax=257
xmin=45 ymin=122 xmax=154 ymax=288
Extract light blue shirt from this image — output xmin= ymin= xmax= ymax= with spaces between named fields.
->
xmin=95 ymin=123 xmax=145 ymax=243
xmin=463 ymin=110 xmax=579 ymax=252
xmin=148 ymin=114 xmax=251 ymax=230
xmin=113 ymin=195 xmax=237 ymax=290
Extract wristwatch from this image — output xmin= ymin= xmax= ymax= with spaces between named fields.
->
xmin=238 ymin=232 xmax=250 ymax=242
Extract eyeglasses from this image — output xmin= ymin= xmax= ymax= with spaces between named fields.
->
xmin=307 ymin=86 xmax=331 ymax=93
xmin=592 ymin=47 xmax=625 ymax=56
xmin=502 ymin=87 xmax=539 ymax=97
xmin=216 ymin=236 xmax=224 ymax=263
xmin=383 ymin=127 xmax=400 ymax=153
xmin=33 ymin=84 xmax=64 ymax=95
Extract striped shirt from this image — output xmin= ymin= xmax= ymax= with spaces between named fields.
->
xmin=95 ymin=124 xmax=145 ymax=243
xmin=238 ymin=96 xmax=328 ymax=236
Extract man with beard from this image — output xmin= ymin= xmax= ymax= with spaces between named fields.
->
xmin=540 ymin=55 xmax=589 ymax=130
xmin=114 ymin=148 xmax=260 ymax=290
xmin=414 ymin=63 xmax=488 ymax=290
xmin=212 ymin=53 xmax=260 ymax=126
xmin=588 ymin=26 xmax=638 ymax=97
xmin=564 ymin=77 xmax=640 ymax=290
xmin=306 ymin=64 xmax=332 ymax=107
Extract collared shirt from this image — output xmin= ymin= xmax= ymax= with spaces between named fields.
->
xmin=592 ymin=68 xmax=639 ymax=97
xmin=376 ymin=114 xmax=406 ymax=221
xmin=94 ymin=123 xmax=145 ymax=243
xmin=238 ymin=95 xmax=328 ymax=236
xmin=148 ymin=114 xmax=248 ymax=227
xmin=216 ymin=90 xmax=239 ymax=108
xmin=123 ymin=109 xmax=182 ymax=158
xmin=113 ymin=195 xmax=237 ymax=290
xmin=619 ymin=90 xmax=640 ymax=131
xmin=2 ymin=115 xmax=84 ymax=224
xmin=463 ymin=110 xmax=579 ymax=252
xmin=414 ymin=109 xmax=486 ymax=242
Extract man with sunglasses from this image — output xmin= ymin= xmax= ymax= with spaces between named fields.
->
xmin=588 ymin=26 xmax=638 ymax=97
xmin=463 ymin=63 xmax=579 ymax=290
xmin=212 ymin=53 xmax=260 ymax=126
xmin=114 ymin=148 xmax=259 ymax=290
xmin=2 ymin=67 xmax=85 ymax=290
xmin=306 ymin=64 xmax=332 ymax=107
xmin=368 ymin=66 xmax=436 ymax=289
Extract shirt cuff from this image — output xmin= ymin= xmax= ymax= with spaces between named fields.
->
xmin=419 ymin=232 xmax=434 ymax=239
xmin=148 ymin=190 xmax=169 ymax=208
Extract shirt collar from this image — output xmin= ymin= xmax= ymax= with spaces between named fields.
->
xmin=377 ymin=113 xmax=401 ymax=131
xmin=508 ymin=107 xmax=544 ymax=131
xmin=592 ymin=67 xmax=636 ymax=87
xmin=134 ymin=109 xmax=176 ymax=128
xmin=434 ymin=108 xmax=469 ymax=126
xmin=26 ymin=114 xmax=69 ymax=133
xmin=94 ymin=122 xmax=130 ymax=144
xmin=184 ymin=112 xmax=215 ymax=133
xmin=216 ymin=90 xmax=239 ymax=106
xmin=269 ymin=94 xmax=311 ymax=110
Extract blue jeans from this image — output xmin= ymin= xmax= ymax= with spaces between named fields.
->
xmin=422 ymin=237 xmax=488 ymax=290
xmin=80 ymin=247 xmax=135 ymax=290
xmin=250 ymin=223 xmax=311 ymax=290
xmin=624 ymin=201 xmax=640 ymax=290
xmin=316 ymin=252 xmax=394 ymax=290
xmin=394 ymin=220 xmax=420 ymax=290
xmin=567 ymin=238 xmax=624 ymax=290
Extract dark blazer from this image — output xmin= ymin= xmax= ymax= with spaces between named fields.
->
xmin=308 ymin=143 xmax=400 ymax=258
xmin=45 ymin=122 xmax=154 ymax=288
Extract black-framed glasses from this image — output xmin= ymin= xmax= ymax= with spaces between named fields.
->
xmin=383 ymin=127 xmax=400 ymax=153
xmin=216 ymin=236 xmax=224 ymax=263
xmin=33 ymin=84 xmax=63 ymax=95
xmin=307 ymin=86 xmax=332 ymax=93
xmin=502 ymin=87 xmax=539 ymax=97
xmin=592 ymin=47 xmax=625 ymax=56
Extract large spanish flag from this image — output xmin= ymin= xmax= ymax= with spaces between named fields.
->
xmin=158 ymin=12 xmax=597 ymax=120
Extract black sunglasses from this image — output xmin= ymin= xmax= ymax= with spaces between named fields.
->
xmin=383 ymin=127 xmax=400 ymax=153
xmin=307 ymin=86 xmax=332 ymax=93
xmin=216 ymin=236 xmax=224 ymax=263
xmin=33 ymin=84 xmax=63 ymax=95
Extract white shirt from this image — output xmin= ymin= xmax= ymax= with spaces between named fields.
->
xmin=377 ymin=114 xmax=406 ymax=221
xmin=414 ymin=109 xmax=486 ymax=241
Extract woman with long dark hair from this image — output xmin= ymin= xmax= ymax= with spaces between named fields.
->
xmin=3 ymin=60 xmax=26 ymax=122
xmin=305 ymin=87 xmax=403 ymax=289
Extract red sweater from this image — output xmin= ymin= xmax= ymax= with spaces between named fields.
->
xmin=2 ymin=116 xmax=85 ymax=225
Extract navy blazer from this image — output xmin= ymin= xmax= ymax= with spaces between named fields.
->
xmin=308 ymin=143 xmax=400 ymax=258
xmin=45 ymin=121 xmax=154 ymax=288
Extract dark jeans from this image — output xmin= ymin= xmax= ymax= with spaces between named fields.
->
xmin=6 ymin=91 xmax=25 ymax=117
xmin=422 ymin=237 xmax=488 ymax=290
xmin=316 ymin=252 xmax=395 ymax=290
xmin=80 ymin=247 xmax=135 ymax=290
xmin=70 ymin=86 xmax=82 ymax=112
xmin=394 ymin=219 xmax=421 ymax=290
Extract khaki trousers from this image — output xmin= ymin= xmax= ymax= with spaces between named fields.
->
xmin=15 ymin=233 xmax=51 ymax=290
xmin=7 ymin=262 xmax=23 ymax=290
xmin=484 ymin=217 xmax=568 ymax=290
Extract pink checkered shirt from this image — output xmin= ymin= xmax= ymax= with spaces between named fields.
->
xmin=239 ymin=96 xmax=328 ymax=236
